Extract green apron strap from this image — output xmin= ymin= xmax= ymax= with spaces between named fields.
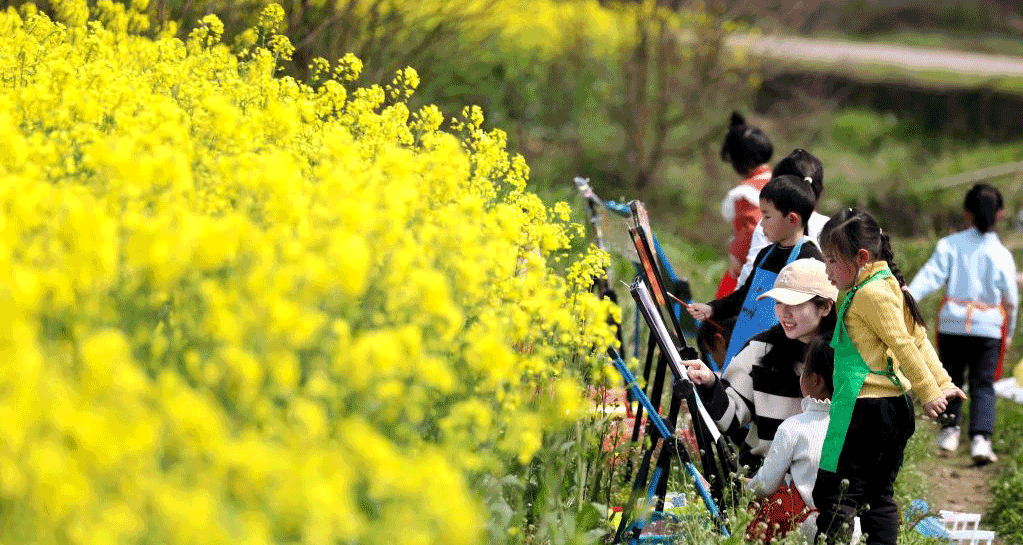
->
xmin=870 ymin=356 xmax=905 ymax=393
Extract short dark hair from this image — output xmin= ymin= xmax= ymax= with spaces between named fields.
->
xmin=772 ymin=148 xmax=823 ymax=200
xmin=696 ymin=316 xmax=736 ymax=356
xmin=964 ymin=183 xmax=1004 ymax=233
xmin=720 ymin=111 xmax=773 ymax=176
xmin=804 ymin=337 xmax=835 ymax=395
xmin=759 ymin=174 xmax=817 ymax=233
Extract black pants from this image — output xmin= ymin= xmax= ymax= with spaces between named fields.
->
xmin=814 ymin=396 xmax=915 ymax=545
xmin=937 ymin=332 xmax=1000 ymax=438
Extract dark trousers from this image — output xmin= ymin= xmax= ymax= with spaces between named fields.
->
xmin=814 ymin=396 xmax=915 ymax=545
xmin=937 ymin=332 xmax=1000 ymax=438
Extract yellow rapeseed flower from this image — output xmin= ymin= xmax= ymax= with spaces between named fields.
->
xmin=0 ymin=3 xmax=617 ymax=543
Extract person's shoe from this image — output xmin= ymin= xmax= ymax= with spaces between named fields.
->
xmin=971 ymin=435 xmax=998 ymax=465
xmin=936 ymin=426 xmax=960 ymax=454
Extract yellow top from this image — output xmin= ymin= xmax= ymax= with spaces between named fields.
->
xmin=842 ymin=262 xmax=954 ymax=402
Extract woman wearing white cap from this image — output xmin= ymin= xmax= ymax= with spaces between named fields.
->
xmin=684 ymin=258 xmax=839 ymax=471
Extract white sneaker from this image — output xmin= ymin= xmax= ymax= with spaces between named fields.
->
xmin=971 ymin=435 xmax=998 ymax=465
xmin=936 ymin=426 xmax=960 ymax=453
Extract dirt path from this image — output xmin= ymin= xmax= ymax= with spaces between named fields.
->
xmin=915 ymin=425 xmax=1002 ymax=536
xmin=918 ymin=452 xmax=996 ymax=516
xmin=729 ymin=34 xmax=1023 ymax=78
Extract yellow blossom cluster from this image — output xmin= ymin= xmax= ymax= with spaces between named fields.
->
xmin=0 ymin=2 xmax=618 ymax=544
xmin=402 ymin=0 xmax=631 ymax=59
xmin=346 ymin=0 xmax=744 ymax=63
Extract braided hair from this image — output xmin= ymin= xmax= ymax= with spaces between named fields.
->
xmin=819 ymin=207 xmax=926 ymax=326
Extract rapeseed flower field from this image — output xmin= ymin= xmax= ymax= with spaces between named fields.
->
xmin=0 ymin=1 xmax=619 ymax=543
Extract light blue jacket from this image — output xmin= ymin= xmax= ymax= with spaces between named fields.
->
xmin=908 ymin=227 xmax=1018 ymax=340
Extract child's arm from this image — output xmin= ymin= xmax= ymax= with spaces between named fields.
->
xmin=914 ymin=329 xmax=967 ymax=405
xmin=907 ymin=239 xmax=950 ymax=302
xmin=747 ymin=423 xmax=795 ymax=498
xmin=852 ymin=284 xmax=943 ymax=407
xmin=913 ymin=324 xmax=955 ymax=391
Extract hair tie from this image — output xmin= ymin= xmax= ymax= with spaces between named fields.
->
xmin=804 ymin=176 xmax=813 ymax=185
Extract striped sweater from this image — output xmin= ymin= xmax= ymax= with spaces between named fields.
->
xmin=696 ymin=324 xmax=815 ymax=469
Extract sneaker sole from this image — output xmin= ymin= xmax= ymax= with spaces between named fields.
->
xmin=972 ymin=454 xmax=997 ymax=466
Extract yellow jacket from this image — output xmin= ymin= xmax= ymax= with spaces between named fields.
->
xmin=842 ymin=261 xmax=954 ymax=402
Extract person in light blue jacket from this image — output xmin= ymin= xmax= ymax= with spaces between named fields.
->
xmin=908 ymin=183 xmax=1019 ymax=465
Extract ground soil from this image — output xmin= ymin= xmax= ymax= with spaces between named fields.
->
xmin=915 ymin=425 xmax=1003 ymax=541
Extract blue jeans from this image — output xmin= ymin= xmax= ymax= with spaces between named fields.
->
xmin=937 ymin=332 xmax=1000 ymax=438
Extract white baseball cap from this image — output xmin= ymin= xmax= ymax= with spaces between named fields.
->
xmin=757 ymin=258 xmax=838 ymax=305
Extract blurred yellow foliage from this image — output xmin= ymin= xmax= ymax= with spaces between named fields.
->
xmin=0 ymin=1 xmax=617 ymax=543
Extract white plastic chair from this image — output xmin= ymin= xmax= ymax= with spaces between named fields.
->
xmin=938 ymin=510 xmax=995 ymax=545
xmin=947 ymin=529 xmax=996 ymax=545
xmin=939 ymin=510 xmax=980 ymax=532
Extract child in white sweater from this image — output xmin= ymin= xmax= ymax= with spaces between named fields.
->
xmin=908 ymin=183 xmax=1018 ymax=464
xmin=746 ymin=338 xmax=833 ymax=544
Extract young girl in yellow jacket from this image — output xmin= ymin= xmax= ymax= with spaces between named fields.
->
xmin=813 ymin=208 xmax=966 ymax=545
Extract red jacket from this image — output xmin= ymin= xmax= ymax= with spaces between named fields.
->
xmin=721 ymin=164 xmax=771 ymax=263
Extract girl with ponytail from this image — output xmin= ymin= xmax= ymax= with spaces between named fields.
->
xmin=812 ymin=207 xmax=965 ymax=545
xmin=908 ymin=183 xmax=1019 ymax=464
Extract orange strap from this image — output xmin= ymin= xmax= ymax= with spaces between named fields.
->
xmin=937 ymin=297 xmax=1009 ymax=379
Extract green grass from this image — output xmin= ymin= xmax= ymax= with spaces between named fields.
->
xmin=895 ymin=419 xmax=956 ymax=545
xmin=988 ymin=398 xmax=1023 ymax=542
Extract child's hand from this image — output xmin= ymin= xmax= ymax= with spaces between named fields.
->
xmin=923 ymin=397 xmax=949 ymax=419
xmin=682 ymin=359 xmax=717 ymax=386
xmin=945 ymin=387 xmax=967 ymax=400
xmin=686 ymin=303 xmax=713 ymax=321
xmin=943 ymin=386 xmax=967 ymax=402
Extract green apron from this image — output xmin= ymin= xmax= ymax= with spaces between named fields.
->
xmin=820 ymin=268 xmax=905 ymax=473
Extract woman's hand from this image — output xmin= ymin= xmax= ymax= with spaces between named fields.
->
xmin=682 ymin=359 xmax=717 ymax=386
xmin=686 ymin=303 xmax=713 ymax=321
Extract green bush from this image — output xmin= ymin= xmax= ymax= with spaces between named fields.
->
xmin=830 ymin=110 xmax=899 ymax=153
